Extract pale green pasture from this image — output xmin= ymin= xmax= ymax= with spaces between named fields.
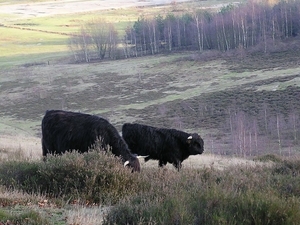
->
xmin=2 ymin=5 xmax=162 ymax=32
xmin=0 ymin=27 xmax=68 ymax=49
xmin=0 ymin=51 xmax=69 ymax=68
xmin=0 ymin=12 xmax=19 ymax=20
xmin=21 ymin=11 xmax=137 ymax=34
xmin=0 ymin=0 xmax=245 ymax=67
xmin=0 ymin=27 xmax=69 ymax=67
xmin=0 ymin=0 xmax=64 ymax=3
xmin=0 ymin=0 xmax=97 ymax=4
xmin=0 ymin=117 xmax=38 ymax=137
xmin=0 ymin=6 xmax=151 ymax=66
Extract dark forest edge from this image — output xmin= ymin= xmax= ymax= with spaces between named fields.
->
xmin=68 ymin=0 xmax=300 ymax=63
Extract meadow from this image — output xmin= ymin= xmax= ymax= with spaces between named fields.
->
xmin=0 ymin=0 xmax=300 ymax=224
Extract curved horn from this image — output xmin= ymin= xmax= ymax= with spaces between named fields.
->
xmin=187 ymin=136 xmax=192 ymax=140
xmin=137 ymin=155 xmax=149 ymax=159
xmin=124 ymin=161 xmax=130 ymax=167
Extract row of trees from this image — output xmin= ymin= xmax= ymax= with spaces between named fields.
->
xmin=224 ymin=109 xmax=299 ymax=157
xmin=198 ymin=86 xmax=300 ymax=157
xmin=69 ymin=1 xmax=300 ymax=62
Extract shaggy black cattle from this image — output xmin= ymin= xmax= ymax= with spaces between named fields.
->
xmin=122 ymin=123 xmax=204 ymax=170
xmin=41 ymin=110 xmax=141 ymax=172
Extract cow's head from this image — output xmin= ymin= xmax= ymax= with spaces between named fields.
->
xmin=124 ymin=155 xmax=141 ymax=172
xmin=186 ymin=133 xmax=204 ymax=155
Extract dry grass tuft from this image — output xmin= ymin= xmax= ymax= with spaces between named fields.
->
xmin=0 ymin=135 xmax=41 ymax=161
xmin=66 ymin=205 xmax=111 ymax=225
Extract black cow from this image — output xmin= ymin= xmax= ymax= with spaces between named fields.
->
xmin=122 ymin=123 xmax=204 ymax=170
xmin=41 ymin=110 xmax=141 ymax=172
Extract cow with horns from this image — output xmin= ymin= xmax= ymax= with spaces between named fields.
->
xmin=41 ymin=110 xmax=141 ymax=172
xmin=122 ymin=123 xmax=204 ymax=170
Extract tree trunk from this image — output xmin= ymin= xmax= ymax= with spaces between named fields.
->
xmin=276 ymin=113 xmax=282 ymax=155
xmin=221 ymin=15 xmax=230 ymax=50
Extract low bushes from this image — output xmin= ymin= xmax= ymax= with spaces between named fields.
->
xmin=0 ymin=149 xmax=141 ymax=205
xmin=104 ymin=164 xmax=300 ymax=225
xmin=1 ymin=151 xmax=300 ymax=224
xmin=0 ymin=209 xmax=50 ymax=225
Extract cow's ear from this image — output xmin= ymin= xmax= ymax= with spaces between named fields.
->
xmin=187 ymin=135 xmax=192 ymax=144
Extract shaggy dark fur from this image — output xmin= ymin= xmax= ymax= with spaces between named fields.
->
xmin=122 ymin=123 xmax=204 ymax=170
xmin=42 ymin=110 xmax=140 ymax=172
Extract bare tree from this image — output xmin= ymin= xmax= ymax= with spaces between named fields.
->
xmin=68 ymin=26 xmax=92 ymax=62
xmin=107 ymin=23 xmax=118 ymax=59
xmin=194 ymin=11 xmax=204 ymax=52
xmin=85 ymin=18 xmax=118 ymax=60
xmin=147 ymin=19 xmax=157 ymax=55
xmin=68 ymin=18 xmax=118 ymax=62
xmin=164 ymin=14 xmax=176 ymax=51
xmin=276 ymin=113 xmax=282 ymax=155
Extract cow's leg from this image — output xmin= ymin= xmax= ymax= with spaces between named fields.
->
xmin=42 ymin=139 xmax=47 ymax=156
xmin=42 ymin=140 xmax=47 ymax=161
xmin=159 ymin=160 xmax=167 ymax=167
xmin=173 ymin=161 xmax=182 ymax=171
xmin=41 ymin=139 xmax=52 ymax=161
xmin=145 ymin=156 xmax=151 ymax=162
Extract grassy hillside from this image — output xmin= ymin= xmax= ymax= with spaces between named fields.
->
xmin=1 ymin=50 xmax=300 ymax=157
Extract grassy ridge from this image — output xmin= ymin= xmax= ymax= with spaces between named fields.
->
xmin=1 ymin=51 xmax=300 ymax=157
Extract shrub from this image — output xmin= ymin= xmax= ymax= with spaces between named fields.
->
xmin=270 ymin=158 xmax=300 ymax=198
xmin=0 ymin=209 xmax=50 ymax=225
xmin=254 ymin=154 xmax=282 ymax=163
xmin=104 ymin=166 xmax=300 ymax=225
xmin=273 ymin=158 xmax=300 ymax=176
xmin=0 ymin=161 xmax=42 ymax=193
xmin=2 ymin=148 xmax=300 ymax=224
xmin=0 ymin=149 xmax=141 ymax=204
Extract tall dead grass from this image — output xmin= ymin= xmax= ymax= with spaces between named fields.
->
xmin=0 ymin=135 xmax=41 ymax=161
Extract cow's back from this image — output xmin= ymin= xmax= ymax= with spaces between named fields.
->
xmin=42 ymin=110 xmax=108 ymax=155
xmin=122 ymin=123 xmax=166 ymax=157
xmin=42 ymin=110 xmax=141 ymax=172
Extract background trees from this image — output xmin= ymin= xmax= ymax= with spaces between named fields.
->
xmin=69 ymin=1 xmax=300 ymax=62
xmin=68 ymin=19 xmax=118 ymax=62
